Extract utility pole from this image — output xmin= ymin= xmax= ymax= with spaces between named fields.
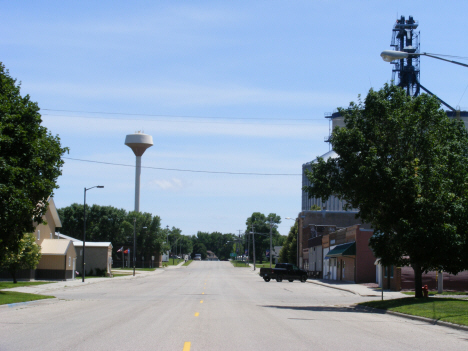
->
xmin=251 ymin=223 xmax=256 ymax=271
xmin=268 ymin=217 xmax=273 ymax=269
xmin=237 ymin=230 xmax=243 ymax=260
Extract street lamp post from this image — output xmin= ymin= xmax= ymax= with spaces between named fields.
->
xmin=250 ymin=224 xmax=256 ymax=271
xmin=380 ymin=50 xmax=468 ymax=68
xmin=83 ymin=185 xmax=104 ymax=282
xmin=166 ymin=225 xmax=170 ymax=262
xmin=380 ymin=50 xmax=468 ymax=111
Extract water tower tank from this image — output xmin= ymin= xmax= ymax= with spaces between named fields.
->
xmin=125 ymin=132 xmax=153 ymax=212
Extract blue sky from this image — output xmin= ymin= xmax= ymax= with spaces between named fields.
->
xmin=2 ymin=1 xmax=468 ymax=236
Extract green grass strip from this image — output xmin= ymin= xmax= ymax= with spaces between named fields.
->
xmin=402 ymin=291 xmax=468 ymax=296
xmin=359 ymin=297 xmax=468 ymax=326
xmin=0 ymin=291 xmax=54 ymax=306
xmin=0 ymin=281 xmax=52 ymax=290
xmin=183 ymin=260 xmax=193 ymax=266
xmin=230 ymin=260 xmax=250 ymax=267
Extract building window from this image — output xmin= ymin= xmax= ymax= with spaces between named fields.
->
xmin=384 ymin=266 xmax=388 ymax=278
xmin=390 ymin=265 xmax=394 ymax=279
xmin=69 ymin=256 xmax=71 ymax=267
xmin=37 ymin=230 xmax=40 ymax=240
xmin=80 ymin=249 xmax=83 ymax=256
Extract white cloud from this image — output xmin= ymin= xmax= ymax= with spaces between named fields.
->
xmin=149 ymin=178 xmax=185 ymax=190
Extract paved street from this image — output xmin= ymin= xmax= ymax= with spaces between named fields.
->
xmin=1 ymin=261 xmax=467 ymax=351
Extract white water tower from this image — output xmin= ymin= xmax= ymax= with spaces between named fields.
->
xmin=125 ymin=132 xmax=153 ymax=212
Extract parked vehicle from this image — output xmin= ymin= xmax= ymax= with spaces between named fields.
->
xmin=259 ymin=263 xmax=308 ymax=282
xmin=194 ymin=254 xmax=202 ymax=261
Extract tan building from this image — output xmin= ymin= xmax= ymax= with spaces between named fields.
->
xmin=34 ymin=198 xmax=77 ymax=280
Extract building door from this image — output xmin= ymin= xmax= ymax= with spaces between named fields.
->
xmin=341 ymin=260 xmax=345 ymax=280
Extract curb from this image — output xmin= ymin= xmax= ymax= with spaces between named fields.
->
xmin=354 ymin=305 xmax=468 ymax=332
xmin=306 ymin=279 xmax=359 ymax=295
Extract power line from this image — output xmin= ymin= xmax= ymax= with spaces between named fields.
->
xmin=63 ymin=157 xmax=301 ymax=176
xmin=42 ymin=113 xmax=320 ymax=126
xmin=42 ymin=108 xmax=324 ymax=122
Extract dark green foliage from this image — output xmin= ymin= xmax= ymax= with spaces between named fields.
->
xmin=191 ymin=231 xmax=237 ymax=260
xmin=245 ymin=212 xmax=282 ymax=263
xmin=57 ymin=204 xmax=165 ymax=262
xmin=304 ymin=84 xmax=468 ymax=297
xmin=278 ymin=221 xmax=297 ymax=264
xmin=0 ymin=63 xmax=67 ymax=264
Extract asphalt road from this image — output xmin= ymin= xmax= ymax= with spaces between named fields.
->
xmin=1 ymin=261 xmax=467 ymax=351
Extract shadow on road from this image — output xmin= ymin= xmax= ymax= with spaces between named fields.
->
xmin=260 ymin=305 xmax=384 ymax=314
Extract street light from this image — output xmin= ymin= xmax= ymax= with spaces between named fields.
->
xmin=83 ymin=185 xmax=104 ymax=282
xmin=380 ymin=50 xmax=468 ymax=68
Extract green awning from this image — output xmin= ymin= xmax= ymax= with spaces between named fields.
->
xmin=326 ymin=242 xmax=356 ymax=258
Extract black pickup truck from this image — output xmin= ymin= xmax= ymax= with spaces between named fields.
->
xmin=259 ymin=263 xmax=308 ymax=282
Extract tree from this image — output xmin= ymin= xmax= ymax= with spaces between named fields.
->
xmin=1 ymin=233 xmax=41 ymax=283
xmin=0 ymin=64 xmax=67 ymax=265
xmin=57 ymin=204 xmax=165 ymax=263
xmin=304 ymin=84 xmax=468 ymax=297
xmin=245 ymin=212 xmax=281 ymax=263
xmin=279 ymin=221 xmax=297 ymax=264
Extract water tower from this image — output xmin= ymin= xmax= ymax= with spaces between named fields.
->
xmin=125 ymin=132 xmax=153 ymax=212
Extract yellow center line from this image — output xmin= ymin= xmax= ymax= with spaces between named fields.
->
xmin=200 ymin=300 xmax=203 ymax=303
xmin=194 ymin=312 xmax=199 ymax=317
xmin=183 ymin=342 xmax=191 ymax=351
xmin=202 ymin=292 xmax=204 ymax=295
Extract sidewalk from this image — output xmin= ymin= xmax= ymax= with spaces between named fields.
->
xmin=0 ymin=266 xmax=175 ymax=295
xmin=248 ymin=265 xmax=405 ymax=298
xmin=307 ymin=279 xmax=406 ymax=298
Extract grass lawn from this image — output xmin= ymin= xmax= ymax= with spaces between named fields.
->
xmin=402 ymin=291 xmax=468 ymax=296
xmin=253 ymin=263 xmax=276 ymax=269
xmin=230 ymin=260 xmax=250 ymax=267
xmin=162 ymin=259 xmax=184 ymax=266
xmin=359 ymin=297 xmax=468 ymax=326
xmin=0 ymin=291 xmax=54 ymax=305
xmin=117 ymin=268 xmax=157 ymax=271
xmin=183 ymin=260 xmax=193 ymax=266
xmin=0 ymin=281 xmax=52 ymax=290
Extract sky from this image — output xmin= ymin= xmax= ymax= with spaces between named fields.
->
xmin=2 ymin=1 xmax=468 ymax=236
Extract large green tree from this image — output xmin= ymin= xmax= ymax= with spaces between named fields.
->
xmin=0 ymin=63 xmax=67 ymax=264
xmin=278 ymin=221 xmax=297 ymax=264
xmin=57 ymin=204 xmax=165 ymax=263
xmin=245 ymin=212 xmax=282 ymax=263
xmin=304 ymin=84 xmax=468 ymax=297
xmin=1 ymin=233 xmax=41 ymax=283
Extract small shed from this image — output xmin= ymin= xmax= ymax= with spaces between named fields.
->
xmin=36 ymin=239 xmax=77 ymax=280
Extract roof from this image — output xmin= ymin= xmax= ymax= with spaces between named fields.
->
xmin=48 ymin=198 xmax=62 ymax=228
xmin=40 ymin=239 xmax=72 ymax=255
xmin=56 ymin=233 xmax=79 ymax=241
xmin=303 ymin=150 xmax=339 ymax=167
xmin=73 ymin=241 xmax=112 ymax=248
xmin=325 ymin=241 xmax=356 ymax=258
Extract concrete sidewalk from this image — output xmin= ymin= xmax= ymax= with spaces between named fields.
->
xmin=0 ymin=267 xmax=171 ymax=295
xmin=307 ymin=279 xmax=406 ymax=298
xmin=248 ymin=266 xmax=405 ymax=298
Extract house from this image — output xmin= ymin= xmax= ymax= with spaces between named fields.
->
xmin=34 ymin=198 xmax=77 ymax=280
xmin=0 ymin=198 xmax=77 ymax=281
xmin=206 ymin=251 xmax=218 ymax=261
xmin=56 ymin=233 xmax=113 ymax=276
